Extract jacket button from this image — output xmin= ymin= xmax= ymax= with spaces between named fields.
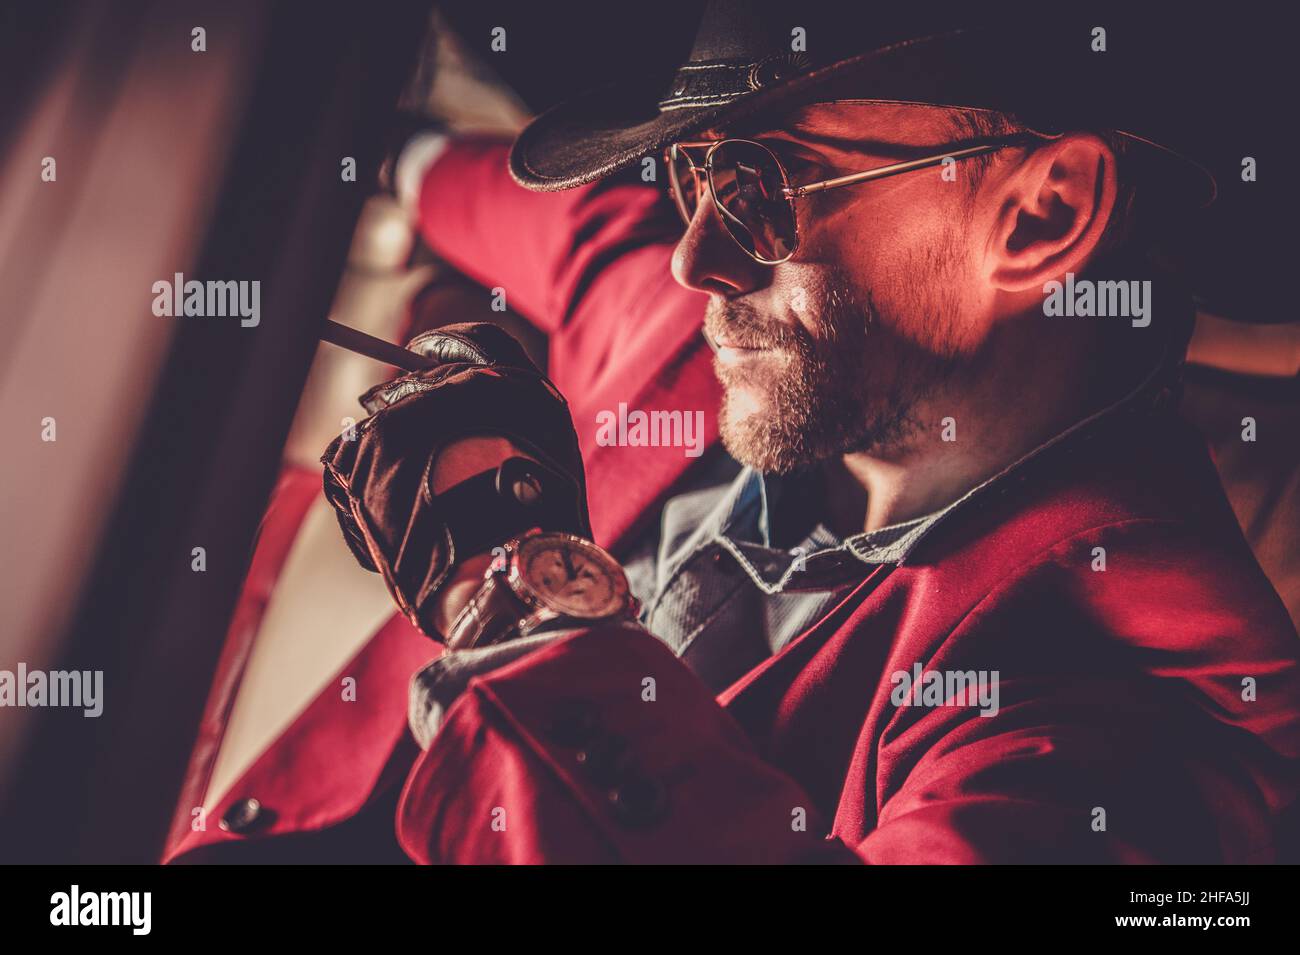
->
xmin=219 ymin=797 xmax=263 ymax=834
xmin=575 ymin=735 xmax=632 ymax=786
xmin=608 ymin=775 xmax=668 ymax=828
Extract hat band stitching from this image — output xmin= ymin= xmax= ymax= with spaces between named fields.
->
xmin=660 ymin=94 xmax=745 ymax=110
xmin=659 ymin=59 xmax=765 ymax=109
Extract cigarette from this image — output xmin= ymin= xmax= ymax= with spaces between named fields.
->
xmin=320 ymin=319 xmax=439 ymax=372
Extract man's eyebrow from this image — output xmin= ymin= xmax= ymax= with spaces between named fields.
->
xmin=758 ymin=127 xmax=931 ymax=159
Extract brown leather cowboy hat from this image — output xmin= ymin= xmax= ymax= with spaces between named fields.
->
xmin=509 ymin=1 xmax=1215 ymax=208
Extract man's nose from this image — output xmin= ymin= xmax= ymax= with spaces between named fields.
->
xmin=670 ymin=184 xmax=769 ymax=296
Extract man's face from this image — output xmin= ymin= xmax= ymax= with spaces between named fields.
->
xmin=671 ymin=102 xmax=986 ymax=474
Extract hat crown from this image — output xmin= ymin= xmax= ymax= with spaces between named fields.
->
xmin=681 ymin=0 xmax=818 ymax=63
xmin=660 ymin=1 xmax=965 ymax=111
xmin=660 ymin=0 xmax=834 ymax=109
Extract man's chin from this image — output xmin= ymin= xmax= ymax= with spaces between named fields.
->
xmin=716 ymin=375 xmax=894 ymax=474
xmin=717 ymin=388 xmax=809 ymax=475
xmin=718 ymin=379 xmax=769 ymax=424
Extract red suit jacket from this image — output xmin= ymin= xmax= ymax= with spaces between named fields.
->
xmin=166 ymin=140 xmax=1300 ymax=864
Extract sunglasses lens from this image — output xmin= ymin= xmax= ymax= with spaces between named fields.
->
xmin=708 ymin=140 xmax=797 ymax=262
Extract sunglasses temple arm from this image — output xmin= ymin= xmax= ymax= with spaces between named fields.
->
xmin=784 ymin=142 xmax=1008 ymax=198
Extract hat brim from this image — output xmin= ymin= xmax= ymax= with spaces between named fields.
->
xmin=509 ymin=30 xmax=1215 ymax=210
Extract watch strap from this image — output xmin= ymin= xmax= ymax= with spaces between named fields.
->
xmin=444 ymin=570 xmax=527 ymax=650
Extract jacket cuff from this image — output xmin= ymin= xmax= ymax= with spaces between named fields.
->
xmin=396 ymin=622 xmax=847 ymax=863
xmin=407 ymin=631 xmax=567 ymax=750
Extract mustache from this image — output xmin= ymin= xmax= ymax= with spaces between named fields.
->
xmin=702 ymin=298 xmax=803 ymax=350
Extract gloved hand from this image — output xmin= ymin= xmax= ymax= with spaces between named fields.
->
xmin=320 ymin=322 xmax=590 ymax=641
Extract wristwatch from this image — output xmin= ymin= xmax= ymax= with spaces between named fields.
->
xmin=443 ymin=528 xmax=639 ymax=650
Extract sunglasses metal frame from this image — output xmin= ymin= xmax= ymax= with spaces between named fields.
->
xmin=667 ymin=134 xmax=1037 ymax=265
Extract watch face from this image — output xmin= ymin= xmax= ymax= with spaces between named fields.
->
xmin=515 ymin=534 xmax=629 ymax=619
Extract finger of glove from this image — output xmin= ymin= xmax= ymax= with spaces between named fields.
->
xmin=323 ymin=425 xmax=449 ymax=635
xmin=405 ymin=321 xmax=540 ymax=374
xmin=327 ymin=364 xmax=580 ymax=498
xmin=321 ymin=459 xmax=379 ymax=572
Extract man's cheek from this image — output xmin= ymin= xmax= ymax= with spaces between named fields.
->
xmin=772 ymin=270 xmax=829 ymax=330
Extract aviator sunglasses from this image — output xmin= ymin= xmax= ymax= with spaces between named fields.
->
xmin=666 ymin=134 xmax=1037 ymax=264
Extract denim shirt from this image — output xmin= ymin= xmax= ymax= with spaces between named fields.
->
xmin=619 ymin=448 xmax=937 ymax=692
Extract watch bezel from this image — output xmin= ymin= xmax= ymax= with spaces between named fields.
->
xmin=446 ymin=530 xmax=637 ymax=651
xmin=504 ymin=530 xmax=631 ymax=621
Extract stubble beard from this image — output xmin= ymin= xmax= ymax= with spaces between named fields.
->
xmin=707 ymin=258 xmax=964 ymax=476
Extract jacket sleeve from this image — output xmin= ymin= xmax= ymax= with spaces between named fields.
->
xmin=414 ymin=138 xmax=705 ymax=393
xmin=416 ymin=137 xmax=681 ymax=333
xmin=391 ymin=617 xmax=1166 ymax=864
xmin=394 ymin=623 xmax=857 ymax=864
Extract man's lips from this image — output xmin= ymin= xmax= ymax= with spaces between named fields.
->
xmin=711 ymin=338 xmax=782 ymax=369
xmin=704 ymin=327 xmax=778 ymax=352
xmin=714 ymin=338 xmax=765 ymax=351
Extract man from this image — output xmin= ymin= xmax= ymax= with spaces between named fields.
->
xmin=261 ymin=5 xmax=1300 ymax=863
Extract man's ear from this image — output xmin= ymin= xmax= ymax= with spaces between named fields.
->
xmin=985 ymin=133 xmax=1118 ymax=293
